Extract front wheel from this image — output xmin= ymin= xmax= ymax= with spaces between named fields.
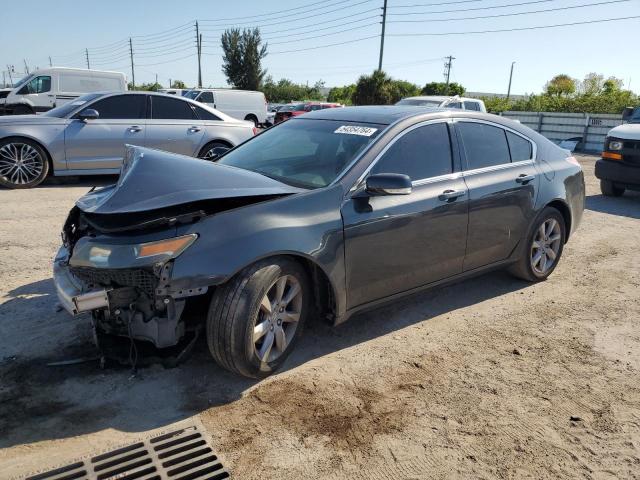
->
xmin=0 ymin=138 xmax=49 ymax=189
xmin=198 ymin=141 xmax=230 ymax=161
xmin=509 ymin=207 xmax=566 ymax=282
xmin=206 ymin=258 xmax=310 ymax=378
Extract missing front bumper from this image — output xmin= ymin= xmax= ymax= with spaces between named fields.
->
xmin=53 ymin=256 xmax=109 ymax=316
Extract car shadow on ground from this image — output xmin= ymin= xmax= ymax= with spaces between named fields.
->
xmin=0 ymin=269 xmax=528 ymax=451
xmin=585 ymin=191 xmax=640 ymax=219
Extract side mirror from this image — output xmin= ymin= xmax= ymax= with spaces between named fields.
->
xmin=78 ymin=108 xmax=99 ymax=121
xmin=622 ymin=107 xmax=635 ymax=121
xmin=365 ymin=173 xmax=412 ymax=196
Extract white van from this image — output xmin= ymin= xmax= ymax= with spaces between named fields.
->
xmin=158 ymin=88 xmax=189 ymax=96
xmin=0 ymin=67 xmax=127 ymax=115
xmin=184 ymin=89 xmax=267 ymax=126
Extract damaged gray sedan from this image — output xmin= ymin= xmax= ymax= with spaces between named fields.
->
xmin=53 ymin=106 xmax=584 ymax=378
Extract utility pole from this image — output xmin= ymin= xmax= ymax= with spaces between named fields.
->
xmin=169 ymin=78 xmax=172 ymax=88
xmin=23 ymin=59 xmax=29 ymax=75
xmin=2 ymin=71 xmax=5 ymax=88
xmin=85 ymin=49 xmax=91 ymax=69
xmin=506 ymin=61 xmax=515 ymax=101
xmin=155 ymin=73 xmax=158 ymax=90
xmin=129 ymin=38 xmax=135 ymax=89
xmin=444 ymin=55 xmax=455 ymax=95
xmin=378 ymin=0 xmax=388 ymax=71
xmin=49 ymin=56 xmax=53 ymax=67
xmin=195 ymin=21 xmax=202 ymax=88
xmin=6 ymin=66 xmax=13 ymax=85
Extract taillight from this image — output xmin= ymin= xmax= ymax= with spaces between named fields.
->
xmin=252 ymin=127 xmax=258 ymax=136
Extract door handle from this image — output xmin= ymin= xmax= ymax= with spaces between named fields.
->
xmin=128 ymin=126 xmax=142 ymax=133
xmin=188 ymin=126 xmax=201 ymax=133
xmin=516 ymin=174 xmax=535 ymax=184
xmin=439 ymin=189 xmax=467 ymax=201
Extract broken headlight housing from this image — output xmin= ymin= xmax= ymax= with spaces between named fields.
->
xmin=69 ymin=234 xmax=197 ymax=269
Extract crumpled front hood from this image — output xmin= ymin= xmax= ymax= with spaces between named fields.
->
xmin=76 ymin=146 xmax=304 ymax=215
xmin=608 ymin=123 xmax=640 ymax=141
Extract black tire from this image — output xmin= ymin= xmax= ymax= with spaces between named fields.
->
xmin=198 ymin=141 xmax=231 ymax=161
xmin=508 ymin=207 xmax=566 ymax=282
xmin=600 ymin=179 xmax=625 ymax=197
xmin=0 ymin=137 xmax=50 ymax=189
xmin=244 ymin=114 xmax=259 ymax=128
xmin=207 ymin=257 xmax=310 ymax=378
xmin=12 ymin=104 xmax=34 ymax=115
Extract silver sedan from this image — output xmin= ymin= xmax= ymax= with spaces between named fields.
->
xmin=0 ymin=91 xmax=256 ymax=188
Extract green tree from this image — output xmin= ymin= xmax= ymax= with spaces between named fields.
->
xmin=421 ymin=81 xmax=465 ymax=96
xmin=327 ymin=84 xmax=356 ymax=105
xmin=171 ymin=80 xmax=187 ymax=89
xmin=545 ymin=74 xmax=576 ymax=96
xmin=261 ymin=76 xmax=324 ymax=102
xmin=353 ymin=70 xmax=393 ymax=105
xmin=603 ymin=77 xmax=623 ymax=94
xmin=221 ymin=28 xmax=268 ymax=90
xmin=389 ymin=80 xmax=421 ymax=101
xmin=128 ymin=82 xmax=162 ymax=91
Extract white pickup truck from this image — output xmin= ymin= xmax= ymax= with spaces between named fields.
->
xmin=595 ymin=106 xmax=640 ymax=196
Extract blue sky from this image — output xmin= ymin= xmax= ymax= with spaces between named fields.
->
xmin=1 ymin=0 xmax=639 ymax=94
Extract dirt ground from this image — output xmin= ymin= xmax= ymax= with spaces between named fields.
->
xmin=0 ymin=155 xmax=639 ymax=479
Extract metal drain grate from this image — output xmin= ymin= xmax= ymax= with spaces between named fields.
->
xmin=25 ymin=425 xmax=229 ymax=480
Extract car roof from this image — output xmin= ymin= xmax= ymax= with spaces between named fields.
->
xmin=403 ymin=95 xmax=482 ymax=103
xmin=299 ymin=105 xmax=452 ymax=125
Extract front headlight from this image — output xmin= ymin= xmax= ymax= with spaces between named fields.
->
xmin=69 ymin=234 xmax=197 ymax=268
xmin=608 ymin=139 xmax=624 ymax=151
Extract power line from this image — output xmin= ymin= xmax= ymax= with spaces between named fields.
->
xmin=387 ymin=14 xmax=640 ymax=36
xmin=387 ymin=0 xmax=555 ymax=16
xmin=268 ymin=35 xmax=380 ymax=55
xmin=390 ymin=0 xmax=482 ymax=7
xmin=388 ymin=0 xmax=632 ymax=23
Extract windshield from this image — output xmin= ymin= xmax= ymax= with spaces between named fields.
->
xmin=630 ymin=108 xmax=640 ymax=123
xmin=217 ymin=119 xmax=384 ymax=189
xmin=12 ymin=74 xmax=33 ymax=89
xmin=42 ymin=93 xmax=104 ymax=118
xmin=184 ymin=90 xmax=201 ymax=100
xmin=396 ymin=99 xmax=442 ymax=107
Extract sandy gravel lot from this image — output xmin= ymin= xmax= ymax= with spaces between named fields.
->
xmin=0 ymin=155 xmax=639 ymax=479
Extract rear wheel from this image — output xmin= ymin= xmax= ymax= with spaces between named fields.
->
xmin=206 ymin=258 xmax=310 ymax=378
xmin=0 ymin=138 xmax=49 ymax=189
xmin=198 ymin=141 xmax=230 ymax=161
xmin=509 ymin=207 xmax=565 ymax=282
xmin=600 ymin=179 xmax=625 ymax=197
xmin=244 ymin=114 xmax=259 ymax=128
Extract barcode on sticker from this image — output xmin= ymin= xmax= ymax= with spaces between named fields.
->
xmin=334 ymin=125 xmax=378 ymax=136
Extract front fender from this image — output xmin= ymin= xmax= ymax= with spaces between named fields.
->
xmin=171 ymin=184 xmax=347 ymax=316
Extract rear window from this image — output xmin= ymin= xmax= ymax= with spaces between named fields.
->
xmin=194 ymin=105 xmax=221 ymax=121
xmin=396 ymin=99 xmax=441 ymax=107
xmin=464 ymin=101 xmax=481 ymax=111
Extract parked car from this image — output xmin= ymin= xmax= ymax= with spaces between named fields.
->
xmin=595 ymin=106 xmax=640 ymax=196
xmin=266 ymin=103 xmax=285 ymax=126
xmin=0 ymin=91 xmax=255 ymax=188
xmin=53 ymin=106 xmax=584 ymax=378
xmin=158 ymin=88 xmax=190 ymax=96
xmin=183 ymin=89 xmax=267 ymax=127
xmin=0 ymin=68 xmax=127 ymax=115
xmin=396 ymin=95 xmax=487 ymax=113
xmin=273 ymin=101 xmax=342 ymax=124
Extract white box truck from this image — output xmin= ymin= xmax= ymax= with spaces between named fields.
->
xmin=183 ymin=89 xmax=267 ymax=127
xmin=0 ymin=67 xmax=127 ymax=115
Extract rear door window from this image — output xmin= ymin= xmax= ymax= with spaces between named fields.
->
xmin=457 ymin=122 xmax=511 ymax=170
xmin=87 ymin=94 xmax=146 ymax=119
xmin=151 ymin=96 xmax=197 ymax=120
xmin=194 ymin=105 xmax=221 ymax=121
xmin=506 ymin=131 xmax=533 ymax=161
xmin=371 ymin=123 xmax=453 ymax=180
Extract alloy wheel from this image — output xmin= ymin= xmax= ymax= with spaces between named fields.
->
xmin=253 ymin=274 xmax=303 ymax=363
xmin=530 ymin=218 xmax=562 ymax=275
xmin=0 ymin=142 xmax=44 ymax=186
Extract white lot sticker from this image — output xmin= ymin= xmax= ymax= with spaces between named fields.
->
xmin=334 ymin=125 xmax=378 ymax=136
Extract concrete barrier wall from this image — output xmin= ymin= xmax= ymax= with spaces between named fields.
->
xmin=500 ymin=111 xmax=623 ymax=152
